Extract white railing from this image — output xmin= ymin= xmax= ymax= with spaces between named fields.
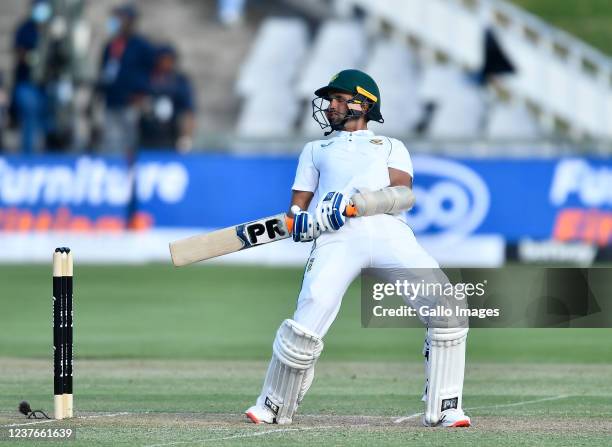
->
xmin=335 ymin=0 xmax=612 ymax=140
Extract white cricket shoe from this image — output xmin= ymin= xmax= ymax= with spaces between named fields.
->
xmin=245 ymin=405 xmax=275 ymax=424
xmin=423 ymin=409 xmax=471 ymax=427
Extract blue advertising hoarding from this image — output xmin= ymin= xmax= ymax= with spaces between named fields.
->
xmin=0 ymin=153 xmax=610 ymax=246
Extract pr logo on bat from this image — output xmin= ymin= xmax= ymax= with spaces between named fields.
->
xmin=237 ymin=215 xmax=289 ymax=247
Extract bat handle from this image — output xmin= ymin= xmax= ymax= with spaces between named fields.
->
xmin=286 ymin=203 xmax=358 ymax=229
xmin=344 ymin=203 xmax=358 ymax=217
xmin=285 ymin=215 xmax=294 ymax=230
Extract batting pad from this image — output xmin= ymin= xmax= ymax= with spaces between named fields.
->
xmin=257 ymin=319 xmax=323 ymax=424
xmin=423 ymin=327 xmax=468 ymax=426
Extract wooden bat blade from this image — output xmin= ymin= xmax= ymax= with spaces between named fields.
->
xmin=169 ymin=213 xmax=293 ymax=266
xmin=170 ymin=227 xmax=243 ymax=266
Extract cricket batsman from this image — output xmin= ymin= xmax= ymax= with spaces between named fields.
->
xmin=245 ymin=69 xmax=471 ymax=427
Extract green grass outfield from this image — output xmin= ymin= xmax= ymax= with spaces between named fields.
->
xmin=512 ymin=0 xmax=612 ymax=54
xmin=0 ymin=264 xmax=611 ymax=446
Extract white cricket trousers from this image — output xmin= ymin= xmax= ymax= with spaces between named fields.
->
xmin=293 ymin=214 xmax=438 ymax=337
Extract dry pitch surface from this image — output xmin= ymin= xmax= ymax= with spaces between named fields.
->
xmin=1 ymin=359 xmax=610 ymax=447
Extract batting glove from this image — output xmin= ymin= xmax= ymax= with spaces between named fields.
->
xmin=315 ymin=191 xmax=348 ymax=232
xmin=292 ymin=210 xmax=321 ymax=242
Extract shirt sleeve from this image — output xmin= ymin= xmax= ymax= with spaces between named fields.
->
xmin=292 ymin=143 xmax=319 ymax=192
xmin=386 ymin=138 xmax=414 ymax=177
xmin=176 ymin=74 xmax=195 ymax=113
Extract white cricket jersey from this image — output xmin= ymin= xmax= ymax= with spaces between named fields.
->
xmin=288 ymin=130 xmax=438 ymax=338
xmin=292 ymin=129 xmax=413 ymax=197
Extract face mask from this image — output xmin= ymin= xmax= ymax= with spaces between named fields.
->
xmin=32 ymin=2 xmax=52 ymax=23
xmin=106 ymin=16 xmax=121 ymax=36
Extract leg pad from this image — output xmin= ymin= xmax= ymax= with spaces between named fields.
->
xmin=423 ymin=327 xmax=468 ymax=426
xmin=257 ymin=319 xmax=323 ymax=424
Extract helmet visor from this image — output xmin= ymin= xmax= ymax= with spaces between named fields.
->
xmin=311 ymin=96 xmax=332 ymax=130
xmin=311 ymin=94 xmax=368 ymax=131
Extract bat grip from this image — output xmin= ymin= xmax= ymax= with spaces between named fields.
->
xmin=344 ymin=203 xmax=358 ymax=217
xmin=286 ymin=203 xmax=358 ymax=229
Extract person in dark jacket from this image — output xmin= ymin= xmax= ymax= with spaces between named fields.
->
xmin=11 ymin=0 xmax=52 ymax=154
xmin=97 ymin=4 xmax=154 ymax=154
xmin=139 ymin=45 xmax=196 ymax=152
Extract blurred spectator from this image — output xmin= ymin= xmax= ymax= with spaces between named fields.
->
xmin=96 ymin=4 xmax=154 ymax=154
xmin=477 ymin=28 xmax=516 ymax=85
xmin=10 ymin=0 xmax=52 ymax=154
xmin=40 ymin=16 xmax=77 ymax=151
xmin=139 ymin=45 xmax=196 ymax=152
xmin=218 ymin=0 xmax=247 ymax=27
xmin=415 ymin=28 xmax=516 ymax=139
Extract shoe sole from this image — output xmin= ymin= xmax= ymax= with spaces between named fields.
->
xmin=449 ymin=419 xmax=471 ymax=427
xmin=245 ymin=411 xmax=261 ymax=424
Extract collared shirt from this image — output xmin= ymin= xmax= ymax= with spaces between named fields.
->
xmin=292 ymin=129 xmax=413 ymax=197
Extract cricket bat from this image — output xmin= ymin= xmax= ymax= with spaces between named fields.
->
xmin=170 ymin=204 xmax=357 ymax=266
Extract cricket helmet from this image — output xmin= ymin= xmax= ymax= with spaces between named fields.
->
xmin=312 ymin=69 xmax=384 ymax=133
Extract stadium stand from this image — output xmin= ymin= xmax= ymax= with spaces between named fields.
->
xmin=235 ymin=18 xmax=308 ymax=97
xmin=236 ymin=84 xmax=301 ymax=138
xmin=296 ymin=20 xmax=367 ymax=100
xmin=234 ymin=17 xmax=309 ymax=138
xmin=486 ymin=101 xmax=541 ymax=140
xmin=364 ymin=39 xmax=421 ymax=137
xmin=1 ymin=0 xmax=610 ymax=146
xmin=336 ymin=0 xmax=612 ymax=140
xmin=419 ymin=64 xmax=485 ymax=139
xmin=0 ymin=1 xmax=23 ymax=77
xmin=297 ymin=21 xmax=367 ymax=136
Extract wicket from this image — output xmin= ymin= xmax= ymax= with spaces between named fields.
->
xmin=52 ymin=247 xmax=73 ymax=420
